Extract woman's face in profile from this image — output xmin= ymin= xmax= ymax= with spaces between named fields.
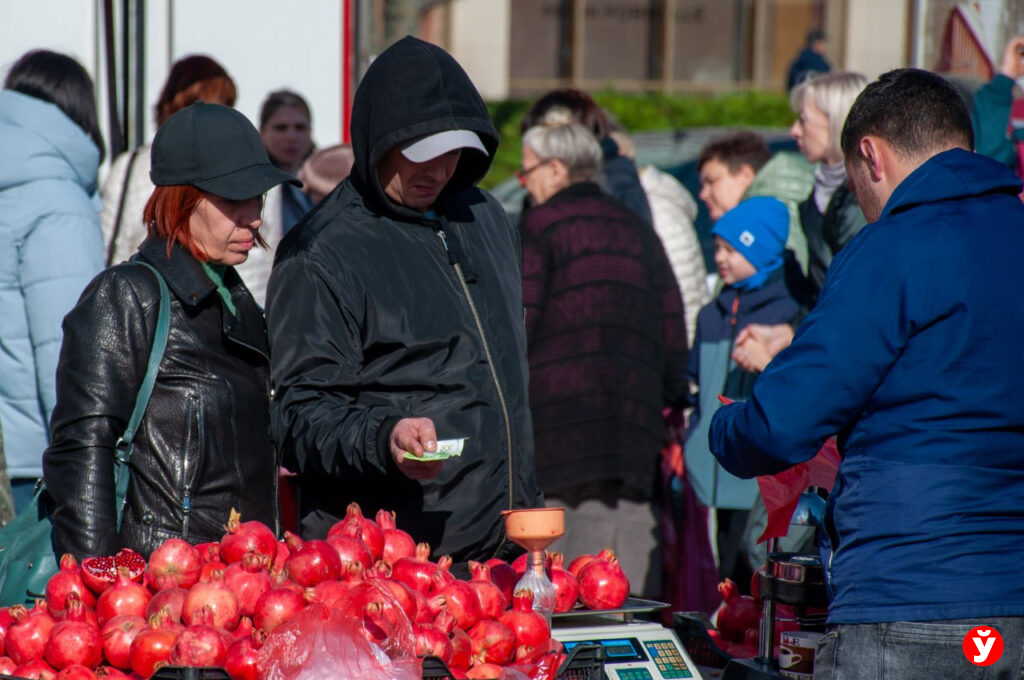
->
xmin=261 ymin=105 xmax=312 ymax=172
xmin=190 ymin=194 xmax=263 ymax=266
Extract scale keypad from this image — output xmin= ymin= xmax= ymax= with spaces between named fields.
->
xmin=615 ymin=669 xmax=653 ymax=680
xmin=644 ymin=639 xmax=693 ymax=678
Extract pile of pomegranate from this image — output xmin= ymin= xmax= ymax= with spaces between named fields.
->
xmin=0 ymin=504 xmax=631 ymax=680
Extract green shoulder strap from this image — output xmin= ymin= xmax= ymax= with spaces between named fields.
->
xmin=113 ymin=261 xmax=171 ymax=530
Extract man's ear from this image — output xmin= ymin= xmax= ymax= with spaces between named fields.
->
xmin=858 ymin=136 xmax=885 ymax=182
xmin=738 ymin=163 xmax=756 ymax=184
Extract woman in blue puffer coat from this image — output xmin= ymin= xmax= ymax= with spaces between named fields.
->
xmin=0 ymin=50 xmax=105 ymax=512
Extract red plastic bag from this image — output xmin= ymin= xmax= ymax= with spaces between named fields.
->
xmin=257 ymin=603 xmax=419 ymax=680
xmin=755 ymin=438 xmax=840 ymax=544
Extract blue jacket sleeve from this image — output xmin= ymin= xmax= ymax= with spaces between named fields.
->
xmin=708 ymin=229 xmax=907 ymax=477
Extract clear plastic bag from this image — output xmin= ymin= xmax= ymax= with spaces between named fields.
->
xmin=257 ymin=603 xmax=419 ymax=680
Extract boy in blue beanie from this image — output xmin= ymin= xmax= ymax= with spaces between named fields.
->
xmin=683 ymin=196 xmax=802 ymax=586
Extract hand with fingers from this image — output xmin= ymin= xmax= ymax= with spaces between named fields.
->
xmin=389 ymin=417 xmax=444 ymax=479
xmin=732 ymin=323 xmax=795 ymax=372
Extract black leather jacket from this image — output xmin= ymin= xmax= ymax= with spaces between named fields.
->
xmin=44 ymin=238 xmax=279 ymax=559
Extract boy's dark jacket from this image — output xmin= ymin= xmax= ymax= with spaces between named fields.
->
xmin=711 ymin=149 xmax=1024 ymax=624
xmin=267 ymin=37 xmax=540 ymax=564
xmin=684 ymin=270 xmax=799 ymax=509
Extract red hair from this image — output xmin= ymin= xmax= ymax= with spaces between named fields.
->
xmin=143 ymin=185 xmax=267 ymax=262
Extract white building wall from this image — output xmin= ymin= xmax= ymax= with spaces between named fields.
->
xmin=842 ymin=0 xmax=910 ymax=79
xmin=1 ymin=0 xmax=347 ymax=170
xmin=448 ymin=0 xmax=510 ymax=100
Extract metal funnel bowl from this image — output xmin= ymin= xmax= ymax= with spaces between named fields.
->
xmin=502 ymin=507 xmax=565 ymax=552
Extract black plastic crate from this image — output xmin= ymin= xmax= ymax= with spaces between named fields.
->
xmin=151 ymin=668 xmax=231 ymax=680
xmin=421 ymin=643 xmax=607 ymax=680
xmin=3 ymin=671 xmax=230 ymax=680
xmin=672 ymin=612 xmax=733 ymax=670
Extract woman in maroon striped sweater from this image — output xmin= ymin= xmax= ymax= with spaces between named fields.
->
xmin=518 ymin=118 xmax=689 ymax=597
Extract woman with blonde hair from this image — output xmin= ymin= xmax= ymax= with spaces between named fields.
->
xmin=790 ymin=71 xmax=869 ymax=299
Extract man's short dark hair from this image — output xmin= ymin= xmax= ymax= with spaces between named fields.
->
xmin=840 ymin=68 xmax=973 ymax=160
xmin=697 ymin=131 xmax=771 ymax=174
xmin=806 ymin=29 xmax=826 ymax=46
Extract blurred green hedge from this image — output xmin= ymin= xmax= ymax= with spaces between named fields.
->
xmin=484 ymin=89 xmax=793 ymax=189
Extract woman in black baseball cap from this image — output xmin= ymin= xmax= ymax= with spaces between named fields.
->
xmin=44 ymin=103 xmax=299 ymax=559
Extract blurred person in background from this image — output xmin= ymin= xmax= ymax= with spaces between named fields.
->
xmin=44 ymin=103 xmax=296 ymax=558
xmin=787 ymin=28 xmax=831 ymax=91
xmin=972 ymin=36 xmax=1024 ymax=179
xmin=612 ymin=129 xmax=708 ymax=348
xmin=520 ymin=88 xmax=653 ymax=225
xmin=298 ymin=143 xmax=354 ymax=206
xmin=0 ymin=49 xmax=105 ymax=514
xmin=698 ymin=130 xmax=813 ymax=279
xmin=789 ymin=71 xmax=868 ymax=302
xmin=683 ymin=197 xmax=801 ymax=587
xmin=242 ymin=89 xmax=316 ymax=306
xmin=519 ymin=119 xmax=688 ymax=596
xmin=101 ymin=54 xmax=237 ymax=267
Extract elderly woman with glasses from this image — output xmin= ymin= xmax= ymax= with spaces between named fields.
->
xmin=518 ymin=117 xmax=689 ymax=598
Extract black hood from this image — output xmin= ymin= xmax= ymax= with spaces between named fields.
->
xmin=349 ymin=36 xmax=499 ymax=219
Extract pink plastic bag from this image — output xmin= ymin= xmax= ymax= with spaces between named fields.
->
xmin=257 ymin=603 xmax=419 ymax=680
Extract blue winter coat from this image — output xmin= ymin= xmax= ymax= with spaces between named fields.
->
xmin=684 ymin=271 xmax=798 ymax=509
xmin=0 ymin=90 xmax=104 ymax=479
xmin=710 ymin=148 xmax=1024 ymax=624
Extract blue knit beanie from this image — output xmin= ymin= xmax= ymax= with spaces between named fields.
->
xmin=712 ymin=196 xmax=789 ymax=290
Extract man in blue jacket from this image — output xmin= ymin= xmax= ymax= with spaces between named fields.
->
xmin=710 ymin=68 xmax=1024 ymax=678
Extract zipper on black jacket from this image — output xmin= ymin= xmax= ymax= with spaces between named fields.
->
xmin=182 ymin=393 xmax=202 ymax=539
xmin=436 ymin=228 xmax=515 ymax=552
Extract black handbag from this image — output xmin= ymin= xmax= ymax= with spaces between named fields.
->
xmin=0 ymin=261 xmax=170 ymax=606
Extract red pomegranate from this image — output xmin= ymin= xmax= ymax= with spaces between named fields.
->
xmin=324 ymin=533 xmax=373 ymax=574
xmin=467 ymin=561 xmax=507 ymax=620
xmin=144 ymin=588 xmax=187 ymax=624
xmin=146 ymin=539 xmax=201 ymax=591
xmin=223 ymin=553 xmax=272 ymax=617
xmin=167 ymin=624 xmax=229 ymax=667
xmin=80 ymin=550 xmax=146 ymax=596
xmin=390 ymin=543 xmax=437 ymax=594
xmin=0 ymin=657 xmax=17 ymax=675
xmin=46 ymin=555 xmax=96 ymax=614
xmin=221 ymin=631 xmax=263 ymax=680
xmin=182 ymin=575 xmax=240 ymax=631
xmin=55 ymin=665 xmax=97 ymax=680
xmin=466 ymin=619 xmax=515 ymax=666
xmin=252 ymin=588 xmax=305 ymax=634
xmin=428 ymin=555 xmax=456 ymax=594
xmin=128 ymin=612 xmax=179 ymax=679
xmin=715 ymin=578 xmax=762 ymax=643
xmin=498 ymin=590 xmax=550 ymax=651
xmin=100 ymin=615 xmax=146 ymax=670
xmin=429 ymin=580 xmax=482 ymax=631
xmin=283 ymin=532 xmax=342 ymax=587
xmin=375 ymin=509 xmax=415 ymax=565
xmin=96 ymin=569 xmax=151 ymax=626
xmin=44 ymin=612 xmax=103 ymax=670
xmin=448 ymin=625 xmax=472 ymax=671
xmin=327 ymin=503 xmax=385 ymax=562
xmin=483 ymin=559 xmax=516 ymax=604
xmin=193 ymin=542 xmax=221 ymax=565
xmin=577 ymin=554 xmax=630 ymax=610
xmin=6 ymin=603 xmax=57 ymax=666
xmin=547 ymin=553 xmax=579 ymax=613
xmin=414 ymin=622 xmax=453 ymax=664
xmin=339 ymin=581 xmax=412 ymax=648
xmin=466 ymin=662 xmax=504 ymax=679
xmin=219 ymin=509 xmax=277 ymax=564
xmin=12 ymin=658 xmax=57 ymax=680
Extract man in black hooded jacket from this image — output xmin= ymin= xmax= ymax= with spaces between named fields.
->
xmin=266 ymin=37 xmax=541 ymax=564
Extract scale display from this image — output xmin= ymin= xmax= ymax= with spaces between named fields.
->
xmin=555 ymin=621 xmax=703 ymax=680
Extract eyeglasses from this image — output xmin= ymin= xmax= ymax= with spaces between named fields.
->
xmin=516 ymin=159 xmax=551 ymax=186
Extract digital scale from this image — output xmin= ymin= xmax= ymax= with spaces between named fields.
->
xmin=552 ymin=598 xmax=709 ymax=680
